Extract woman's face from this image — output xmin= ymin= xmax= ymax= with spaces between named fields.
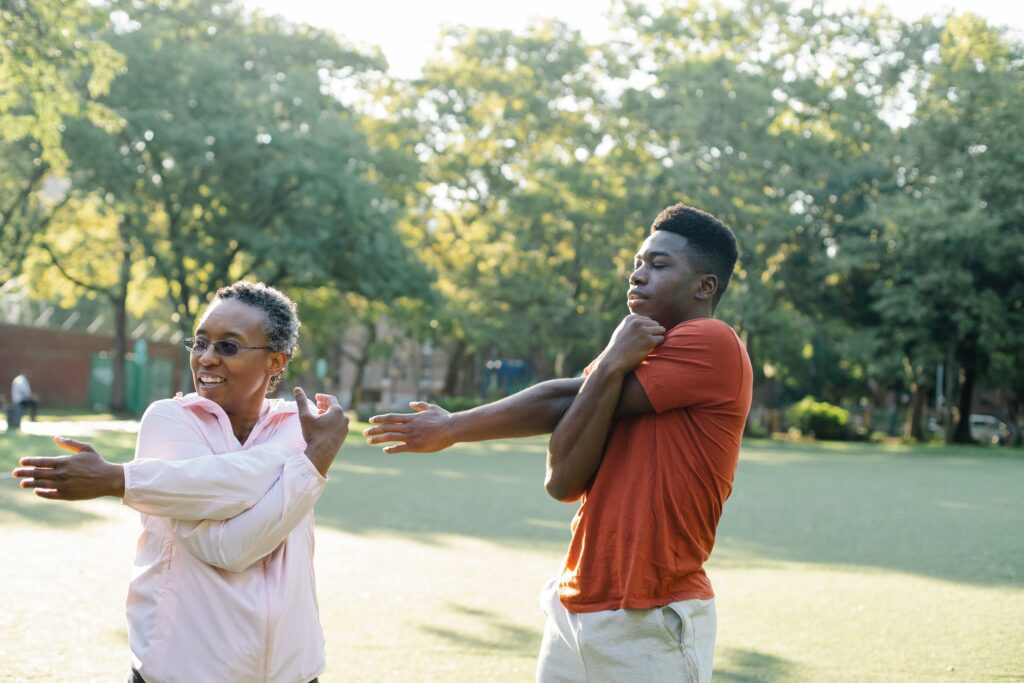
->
xmin=189 ymin=299 xmax=287 ymax=415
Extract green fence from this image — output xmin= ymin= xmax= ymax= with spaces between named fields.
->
xmin=88 ymin=354 xmax=175 ymax=415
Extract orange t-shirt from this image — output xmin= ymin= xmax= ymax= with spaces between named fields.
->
xmin=558 ymin=317 xmax=753 ymax=612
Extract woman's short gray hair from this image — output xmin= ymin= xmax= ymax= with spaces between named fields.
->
xmin=213 ymin=281 xmax=300 ymax=395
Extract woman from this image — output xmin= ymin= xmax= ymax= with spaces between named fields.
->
xmin=13 ymin=281 xmax=349 ymax=683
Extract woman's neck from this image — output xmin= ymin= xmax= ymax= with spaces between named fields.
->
xmin=227 ymin=404 xmax=263 ymax=443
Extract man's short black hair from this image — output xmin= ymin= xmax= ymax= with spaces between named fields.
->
xmin=651 ymin=203 xmax=739 ymax=309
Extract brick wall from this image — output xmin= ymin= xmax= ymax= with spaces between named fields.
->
xmin=0 ymin=323 xmax=184 ymax=408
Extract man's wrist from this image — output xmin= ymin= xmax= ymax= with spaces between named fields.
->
xmin=442 ymin=412 xmax=463 ymax=446
xmin=590 ymin=356 xmax=631 ymax=380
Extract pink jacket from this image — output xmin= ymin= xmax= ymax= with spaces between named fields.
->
xmin=122 ymin=393 xmax=327 ymax=683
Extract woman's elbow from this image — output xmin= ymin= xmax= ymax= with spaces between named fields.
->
xmin=218 ymin=557 xmax=257 ymax=573
xmin=182 ymin=543 xmax=258 ymax=573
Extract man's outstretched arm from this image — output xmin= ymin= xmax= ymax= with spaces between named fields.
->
xmin=363 ymin=377 xmax=584 ymax=453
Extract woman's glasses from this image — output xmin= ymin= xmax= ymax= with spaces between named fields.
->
xmin=182 ymin=337 xmax=272 ymax=357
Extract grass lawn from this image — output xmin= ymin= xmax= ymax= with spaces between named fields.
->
xmin=0 ymin=429 xmax=1021 ymax=681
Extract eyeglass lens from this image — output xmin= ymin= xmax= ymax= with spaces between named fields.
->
xmin=188 ymin=339 xmax=241 ymax=356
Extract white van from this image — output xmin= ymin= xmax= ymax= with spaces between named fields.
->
xmin=969 ymin=414 xmax=1010 ymax=445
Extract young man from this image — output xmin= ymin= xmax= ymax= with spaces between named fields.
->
xmin=365 ymin=203 xmax=753 ymax=682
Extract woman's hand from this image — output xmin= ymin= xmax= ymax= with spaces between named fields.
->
xmin=11 ymin=437 xmax=126 ymax=499
xmin=294 ymin=387 xmax=349 ymax=477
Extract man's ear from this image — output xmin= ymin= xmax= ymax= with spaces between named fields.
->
xmin=694 ymin=274 xmax=719 ymax=301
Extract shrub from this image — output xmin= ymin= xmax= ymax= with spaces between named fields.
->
xmin=786 ymin=396 xmax=850 ymax=441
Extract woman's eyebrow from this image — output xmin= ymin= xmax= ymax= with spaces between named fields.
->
xmin=194 ymin=327 xmax=244 ymax=339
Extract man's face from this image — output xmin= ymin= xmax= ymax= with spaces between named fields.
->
xmin=189 ymin=299 xmax=284 ymax=415
xmin=626 ymin=230 xmax=709 ymax=329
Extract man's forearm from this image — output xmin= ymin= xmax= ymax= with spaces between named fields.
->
xmin=448 ymin=377 xmax=583 ymax=442
xmin=545 ymin=364 xmax=627 ymax=502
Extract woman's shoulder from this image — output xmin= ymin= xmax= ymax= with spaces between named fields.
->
xmin=140 ymin=395 xmax=202 ymax=424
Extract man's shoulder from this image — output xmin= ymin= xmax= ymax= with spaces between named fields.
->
xmin=663 ymin=318 xmax=743 ymax=354
xmin=669 ymin=317 xmax=736 ymax=337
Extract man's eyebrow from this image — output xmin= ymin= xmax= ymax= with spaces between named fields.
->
xmin=634 ymin=250 xmax=675 ymax=260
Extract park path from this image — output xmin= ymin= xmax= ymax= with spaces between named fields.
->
xmin=0 ymin=417 xmax=139 ymax=436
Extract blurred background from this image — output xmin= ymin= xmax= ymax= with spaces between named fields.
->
xmin=2 ymin=0 xmax=1022 ymax=446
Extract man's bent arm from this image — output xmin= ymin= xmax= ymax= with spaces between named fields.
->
xmin=545 ymin=315 xmax=663 ymax=502
xmin=545 ymin=363 xmax=628 ymax=502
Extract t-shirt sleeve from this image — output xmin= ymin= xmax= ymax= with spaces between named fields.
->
xmin=634 ymin=319 xmax=745 ymax=413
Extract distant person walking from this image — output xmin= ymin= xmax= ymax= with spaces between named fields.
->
xmin=11 ymin=370 xmax=38 ymax=421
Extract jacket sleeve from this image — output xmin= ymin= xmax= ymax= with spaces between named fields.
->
xmin=122 ymin=400 xmax=296 ymax=521
xmin=171 ymin=450 xmax=328 ymax=572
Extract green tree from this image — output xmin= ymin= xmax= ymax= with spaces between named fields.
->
xmin=397 ymin=20 xmax=640 ymax=393
xmin=0 ymin=0 xmax=123 ymax=282
xmin=610 ymin=0 xmax=925 ymax=408
xmin=863 ymin=14 xmax=1024 ymax=442
xmin=65 ymin=0 xmax=416 ymax=337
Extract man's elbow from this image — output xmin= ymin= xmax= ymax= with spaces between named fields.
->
xmin=544 ymin=471 xmax=583 ymax=503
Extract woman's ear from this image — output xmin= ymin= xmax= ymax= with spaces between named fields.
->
xmin=267 ymin=351 xmax=288 ymax=376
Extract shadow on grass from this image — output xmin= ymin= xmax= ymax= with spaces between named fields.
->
xmin=418 ymin=603 xmax=537 ymax=652
xmin=313 ymin=438 xmax=571 ymax=551
xmin=715 ymin=648 xmax=798 ymax=682
xmin=0 ymin=431 xmax=136 ymax=471
xmin=0 ymin=431 xmax=136 ymax=527
xmin=318 ymin=436 xmax=1024 ymax=588
xmin=5 ymin=422 xmax=1021 ymax=589
xmin=0 ymin=480 xmax=105 ymax=527
xmin=715 ymin=441 xmax=1024 ymax=588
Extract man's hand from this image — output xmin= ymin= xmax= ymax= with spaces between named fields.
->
xmin=294 ymin=387 xmax=349 ymax=476
xmin=363 ymin=402 xmax=455 ymax=453
xmin=11 ymin=437 xmax=125 ymax=500
xmin=599 ymin=314 xmax=666 ymax=374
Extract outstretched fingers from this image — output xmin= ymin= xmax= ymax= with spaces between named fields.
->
xmin=363 ymin=423 xmax=408 ymax=437
xmin=365 ymin=432 xmax=408 ymax=446
xmin=20 ymin=477 xmax=59 ymax=490
xmin=367 ymin=413 xmax=411 ymax=425
xmin=17 ymin=455 xmax=72 ymax=469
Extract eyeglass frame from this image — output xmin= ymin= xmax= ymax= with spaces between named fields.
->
xmin=181 ymin=337 xmax=274 ymax=357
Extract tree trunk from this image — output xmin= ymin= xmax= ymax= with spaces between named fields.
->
xmin=443 ymin=338 xmax=467 ymax=396
xmin=953 ymin=365 xmax=978 ymax=444
xmin=943 ymin=343 xmax=957 ymax=445
xmin=109 ymin=228 xmax=132 ymax=413
xmin=350 ymin=322 xmax=376 ymax=413
xmin=952 ymin=335 xmax=979 ymax=444
xmin=178 ymin=321 xmax=195 ymax=394
xmin=905 ymin=381 xmax=927 ymax=441
xmin=111 ymin=286 xmax=128 ymax=412
xmin=331 ymin=339 xmax=345 ymax=397
xmin=462 ymin=350 xmax=482 ymax=397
